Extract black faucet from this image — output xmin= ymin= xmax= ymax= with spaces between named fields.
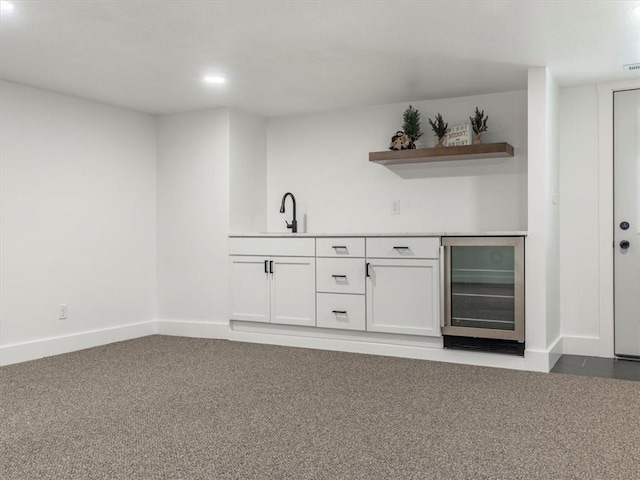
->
xmin=279 ymin=192 xmax=297 ymax=233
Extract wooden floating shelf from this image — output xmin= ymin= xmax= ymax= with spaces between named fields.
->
xmin=369 ymin=142 xmax=514 ymax=165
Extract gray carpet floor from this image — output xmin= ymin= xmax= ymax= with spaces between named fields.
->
xmin=1 ymin=335 xmax=639 ymax=480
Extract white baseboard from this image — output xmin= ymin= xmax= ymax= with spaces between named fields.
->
xmin=229 ymin=319 xmax=441 ymax=358
xmin=561 ymin=335 xmax=601 ymax=356
xmin=156 ymin=319 xmax=230 ymax=339
xmin=1 ymin=318 xmax=573 ymax=373
xmin=0 ymin=320 xmax=157 ymax=366
xmin=229 ymin=321 xmax=553 ymax=372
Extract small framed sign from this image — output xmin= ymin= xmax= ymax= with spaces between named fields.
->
xmin=446 ymin=124 xmax=472 ymax=146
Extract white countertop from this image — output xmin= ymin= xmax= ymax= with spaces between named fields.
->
xmin=229 ymin=231 xmax=527 ymax=237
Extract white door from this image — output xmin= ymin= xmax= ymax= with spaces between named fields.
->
xmin=614 ymin=88 xmax=640 ymax=358
xmin=229 ymin=256 xmax=270 ymax=323
xmin=366 ymin=258 xmax=441 ymax=336
xmin=270 ymin=256 xmax=316 ymax=327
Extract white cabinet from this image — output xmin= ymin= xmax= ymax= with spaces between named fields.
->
xmin=229 ymin=237 xmax=315 ymax=257
xmin=316 ymin=237 xmax=365 ymax=257
xmin=316 ymin=293 xmax=366 ymax=331
xmin=316 ymin=258 xmax=366 ymax=295
xmin=229 ymin=256 xmax=271 ymax=323
xmin=229 ymin=235 xmax=442 ymax=337
xmin=316 ymin=237 xmax=366 ymax=332
xmin=229 ymin=255 xmax=316 ymax=327
xmin=270 ymin=256 xmax=316 ymax=326
xmin=229 ymin=237 xmax=316 ymax=327
xmin=366 ymin=237 xmax=440 ymax=259
xmin=366 ymin=238 xmax=441 ymax=337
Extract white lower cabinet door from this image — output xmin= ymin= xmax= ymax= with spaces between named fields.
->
xmin=316 ymin=293 xmax=366 ymax=331
xmin=270 ymin=256 xmax=316 ymax=327
xmin=366 ymin=258 xmax=441 ymax=336
xmin=229 ymin=256 xmax=271 ymax=323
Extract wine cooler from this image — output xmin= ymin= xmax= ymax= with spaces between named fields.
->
xmin=442 ymin=237 xmax=525 ymax=355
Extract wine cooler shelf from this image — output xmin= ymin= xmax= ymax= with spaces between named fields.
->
xmin=451 ymin=281 xmax=515 ymax=298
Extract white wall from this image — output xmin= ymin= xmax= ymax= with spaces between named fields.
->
xmin=0 ymin=81 xmax=158 ymax=364
xmin=155 ymin=109 xmax=230 ymax=327
xmin=526 ymin=68 xmax=561 ymax=356
xmin=558 ymin=85 xmax=601 ymax=351
xmin=229 ymin=109 xmax=267 ymax=233
xmin=545 ymin=73 xmax=561 ymax=348
xmin=4 ymin=77 xmax=599 ymax=367
xmin=266 ymin=91 xmax=527 ymax=234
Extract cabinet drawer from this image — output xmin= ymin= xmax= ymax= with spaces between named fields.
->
xmin=316 ymin=238 xmax=365 ymax=257
xmin=366 ymin=237 xmax=440 ymax=259
xmin=229 ymin=237 xmax=315 ymax=257
xmin=317 ymin=293 xmax=366 ymax=331
xmin=316 ymin=258 xmax=366 ymax=294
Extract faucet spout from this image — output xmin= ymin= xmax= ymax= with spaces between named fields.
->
xmin=280 ymin=192 xmax=297 ymax=233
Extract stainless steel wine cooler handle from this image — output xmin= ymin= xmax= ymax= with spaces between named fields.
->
xmin=439 ymin=245 xmax=445 ymax=328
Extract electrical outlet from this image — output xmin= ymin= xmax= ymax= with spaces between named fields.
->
xmin=58 ymin=304 xmax=68 ymax=320
xmin=391 ymin=200 xmax=400 ymax=215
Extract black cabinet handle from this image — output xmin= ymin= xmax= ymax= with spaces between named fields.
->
xmin=264 ymin=260 xmax=268 ymax=273
xmin=366 ymin=263 xmax=371 ymax=277
xmin=332 ymin=246 xmax=347 ymax=250
xmin=332 ymin=310 xmax=347 ymax=315
xmin=332 ymin=275 xmax=347 ymax=278
xmin=269 ymin=260 xmax=274 ymax=273
xmin=393 ymin=246 xmax=409 ymax=250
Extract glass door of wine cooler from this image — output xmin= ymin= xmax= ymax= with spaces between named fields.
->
xmin=442 ymin=237 xmax=524 ymax=342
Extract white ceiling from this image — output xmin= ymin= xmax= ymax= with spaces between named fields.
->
xmin=1 ymin=0 xmax=639 ymax=117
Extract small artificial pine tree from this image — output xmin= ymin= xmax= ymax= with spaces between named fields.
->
xmin=470 ymin=107 xmax=488 ymax=134
xmin=428 ymin=113 xmax=448 ymax=144
xmin=470 ymin=107 xmax=488 ymax=144
xmin=402 ymin=105 xmax=423 ymax=147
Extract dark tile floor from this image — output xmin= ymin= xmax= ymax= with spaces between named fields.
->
xmin=551 ymin=354 xmax=640 ymax=381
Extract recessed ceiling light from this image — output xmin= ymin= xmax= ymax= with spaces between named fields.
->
xmin=0 ymin=1 xmax=15 ymax=14
xmin=203 ymin=76 xmax=226 ymax=85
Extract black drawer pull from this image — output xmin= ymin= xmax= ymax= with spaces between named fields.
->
xmin=393 ymin=246 xmax=410 ymax=250
xmin=332 ymin=275 xmax=347 ymax=278
xmin=332 ymin=310 xmax=347 ymax=315
xmin=332 ymin=245 xmax=348 ymax=250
